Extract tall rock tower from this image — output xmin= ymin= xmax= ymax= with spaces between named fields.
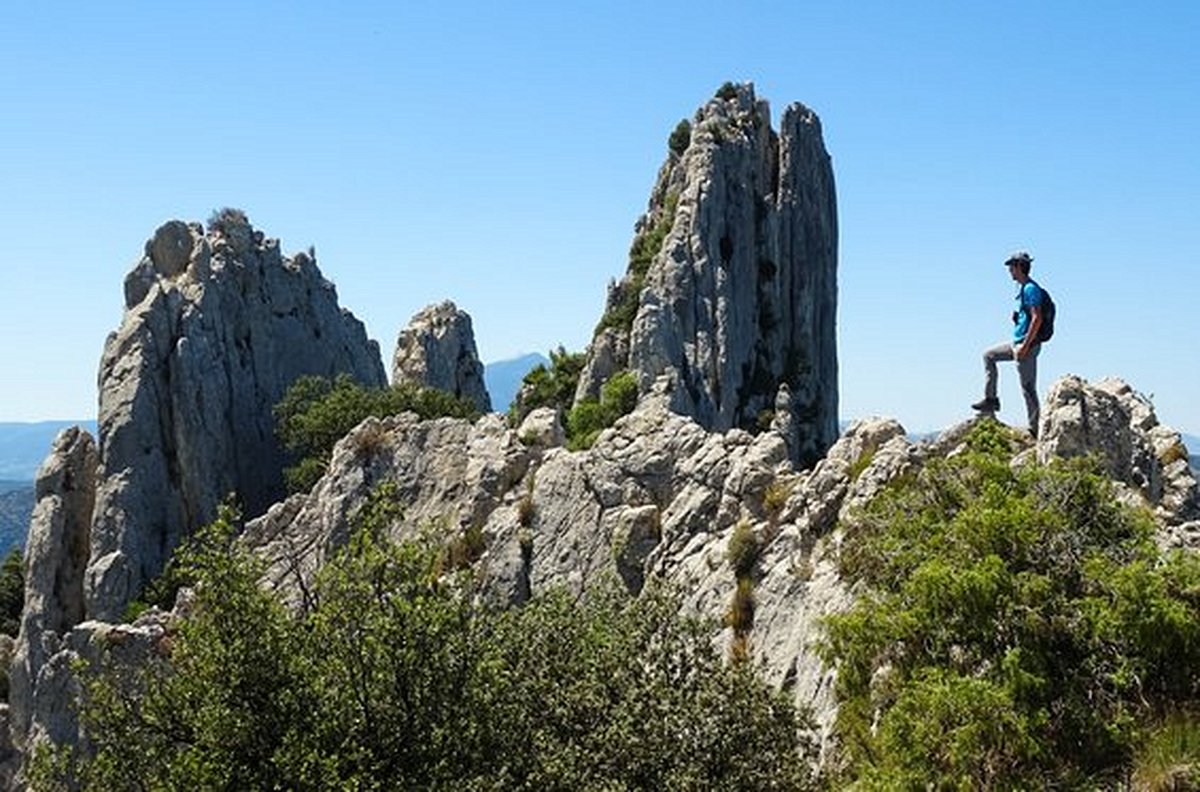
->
xmin=576 ymin=82 xmax=838 ymax=467
xmin=85 ymin=212 xmax=387 ymax=619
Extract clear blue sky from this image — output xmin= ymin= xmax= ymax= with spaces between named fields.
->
xmin=2 ymin=2 xmax=1197 ymax=436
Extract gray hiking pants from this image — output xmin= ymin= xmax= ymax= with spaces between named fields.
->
xmin=983 ymin=341 xmax=1040 ymax=432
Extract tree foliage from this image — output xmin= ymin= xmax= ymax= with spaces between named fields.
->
xmin=823 ymin=420 xmax=1200 ymax=789
xmin=274 ymin=374 xmax=478 ymax=492
xmin=507 ymin=346 xmax=586 ymax=428
xmin=669 ymin=119 xmax=692 ymax=157
xmin=34 ymin=492 xmax=815 ymax=790
xmin=564 ymin=370 xmax=639 ymax=451
xmin=0 ymin=546 xmax=24 ymax=637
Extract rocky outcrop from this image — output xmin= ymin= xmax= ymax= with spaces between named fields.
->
xmin=239 ymin=374 xmax=1199 ymax=754
xmin=86 ymin=214 xmax=387 ymax=621
xmin=246 ymin=411 xmax=533 ymax=609
xmin=577 ymin=83 xmax=838 ymax=468
xmin=8 ymin=428 xmax=96 ymax=762
xmin=242 ymin=380 xmax=913 ymax=748
xmin=6 ymin=217 xmax=391 ymax=782
xmin=391 ymin=301 xmax=491 ymax=412
xmin=1038 ymin=375 xmax=1200 ymax=539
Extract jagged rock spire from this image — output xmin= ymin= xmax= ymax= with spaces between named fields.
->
xmin=86 ymin=213 xmax=387 ymax=620
xmin=576 ymin=82 xmax=838 ymax=467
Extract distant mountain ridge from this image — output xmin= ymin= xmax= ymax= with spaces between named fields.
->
xmin=484 ymin=353 xmax=549 ymax=414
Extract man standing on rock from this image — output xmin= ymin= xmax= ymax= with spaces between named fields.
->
xmin=972 ymin=251 xmax=1045 ymax=436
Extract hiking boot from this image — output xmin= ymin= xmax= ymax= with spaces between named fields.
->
xmin=971 ymin=397 xmax=1000 ymax=412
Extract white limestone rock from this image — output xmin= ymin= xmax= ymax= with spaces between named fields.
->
xmin=577 ymin=83 xmax=838 ymax=469
xmin=1038 ymin=375 xmax=1199 ymax=526
xmin=391 ymin=300 xmax=491 ymax=413
xmin=7 ymin=427 xmax=97 ymax=757
xmin=85 ymin=215 xmax=387 ymax=621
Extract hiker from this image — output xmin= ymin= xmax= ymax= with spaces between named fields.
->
xmin=972 ymin=251 xmax=1045 ymax=436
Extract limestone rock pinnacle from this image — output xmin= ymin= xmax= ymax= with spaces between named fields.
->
xmin=576 ymin=82 xmax=838 ymax=468
xmin=86 ymin=213 xmax=387 ymax=620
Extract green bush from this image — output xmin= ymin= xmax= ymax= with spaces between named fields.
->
xmin=34 ymin=498 xmax=817 ymax=790
xmin=716 ymin=82 xmax=739 ymax=101
xmin=507 ymin=346 xmax=586 ymax=426
xmin=564 ymin=370 xmax=639 ymax=450
xmin=596 ymin=191 xmax=679 ymax=335
xmin=0 ymin=547 xmax=24 ymax=637
xmin=669 ymin=118 xmax=691 ymax=156
xmin=823 ymin=420 xmax=1200 ymax=788
xmin=726 ymin=519 xmax=760 ymax=578
xmin=206 ymin=206 xmax=248 ymax=235
xmin=275 ymin=374 xmax=478 ymax=492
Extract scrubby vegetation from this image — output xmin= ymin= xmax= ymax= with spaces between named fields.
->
xmin=507 ymin=346 xmax=586 ymax=426
xmin=823 ymin=420 xmax=1200 ymax=788
xmin=0 ymin=546 xmax=24 ymax=637
xmin=205 ymin=206 xmax=249 ymax=235
xmin=33 ymin=494 xmax=816 ymax=791
xmin=508 ymin=351 xmax=637 ymax=451
xmin=725 ymin=519 xmax=761 ymax=662
xmin=274 ymin=374 xmax=478 ymax=493
xmin=565 ymin=370 xmax=638 ymax=451
xmin=669 ymin=118 xmax=692 ymax=156
xmin=596 ymin=191 xmax=679 ymax=336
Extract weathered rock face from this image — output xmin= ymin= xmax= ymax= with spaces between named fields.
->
xmin=1038 ymin=375 xmax=1200 ymax=536
xmin=8 ymin=428 xmax=97 ymax=757
xmin=391 ymin=300 xmax=491 ymax=412
xmin=242 ymin=382 xmax=910 ymax=749
xmin=239 ymin=374 xmax=1199 ymax=756
xmin=86 ymin=214 xmax=387 ymax=621
xmin=577 ymin=83 xmax=838 ymax=468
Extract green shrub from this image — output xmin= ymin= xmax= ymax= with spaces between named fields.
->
xmin=275 ymin=374 xmax=478 ymax=493
xmin=823 ymin=420 xmax=1200 ymax=788
xmin=564 ymin=370 xmax=639 ymax=450
xmin=35 ymin=499 xmax=817 ymax=790
xmin=669 ymin=118 xmax=691 ymax=156
xmin=206 ymin=206 xmax=248 ymax=235
xmin=0 ymin=547 xmax=24 ymax=637
xmin=726 ymin=519 xmax=760 ymax=578
xmin=507 ymin=346 xmax=586 ymax=426
xmin=716 ymin=81 xmax=739 ymax=101
xmin=596 ymin=191 xmax=678 ymax=335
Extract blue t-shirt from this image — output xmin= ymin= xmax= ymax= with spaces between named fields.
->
xmin=1013 ymin=281 xmax=1044 ymax=343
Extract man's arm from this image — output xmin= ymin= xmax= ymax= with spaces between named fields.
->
xmin=1017 ymin=304 xmax=1042 ymax=360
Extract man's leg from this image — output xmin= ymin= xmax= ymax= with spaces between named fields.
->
xmin=981 ymin=341 xmax=1014 ymax=403
xmin=1018 ymin=345 xmax=1040 ymax=435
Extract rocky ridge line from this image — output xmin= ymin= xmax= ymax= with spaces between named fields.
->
xmin=242 ymin=373 xmax=1200 ymax=752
